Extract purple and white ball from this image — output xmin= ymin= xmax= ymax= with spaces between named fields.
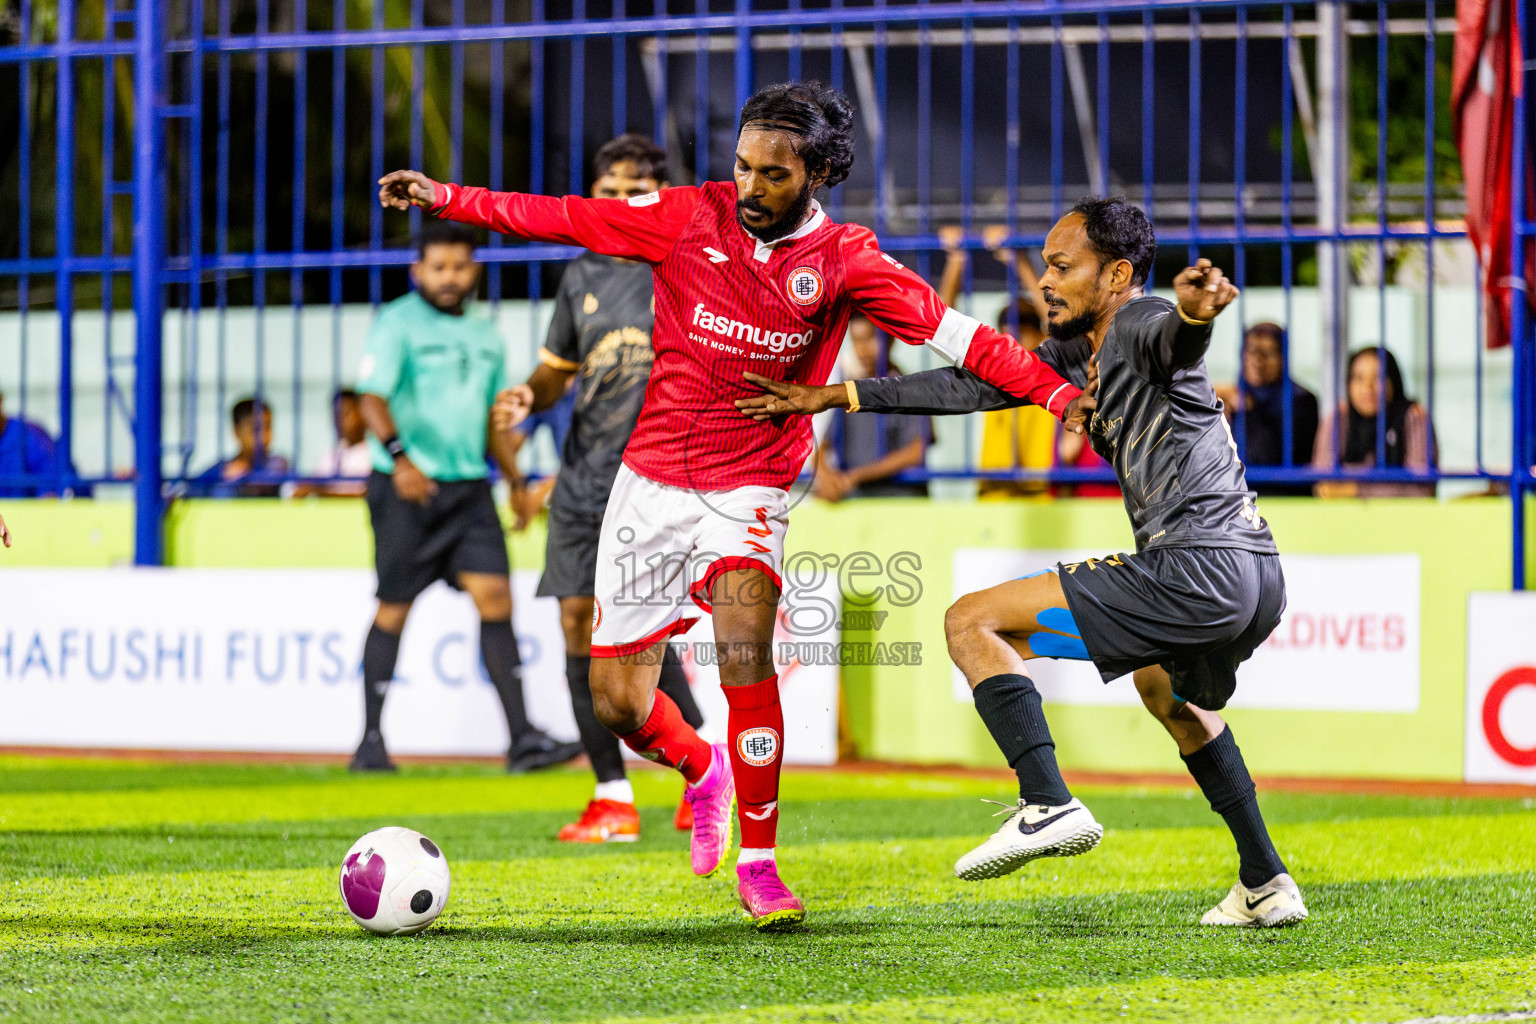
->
xmin=339 ymin=826 xmax=452 ymax=935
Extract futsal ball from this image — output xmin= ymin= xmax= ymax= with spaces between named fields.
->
xmin=339 ymin=826 xmax=452 ymax=935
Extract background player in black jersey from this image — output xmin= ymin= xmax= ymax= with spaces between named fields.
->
xmin=736 ymin=197 xmax=1307 ymax=928
xmin=501 ymin=135 xmax=708 ymax=844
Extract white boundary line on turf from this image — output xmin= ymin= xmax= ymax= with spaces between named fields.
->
xmin=1379 ymin=1013 xmax=1536 ymax=1024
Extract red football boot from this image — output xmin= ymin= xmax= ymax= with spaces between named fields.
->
xmin=557 ymin=799 xmax=641 ymax=843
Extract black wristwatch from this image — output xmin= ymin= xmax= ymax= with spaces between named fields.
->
xmin=381 ymin=436 xmax=407 ymax=461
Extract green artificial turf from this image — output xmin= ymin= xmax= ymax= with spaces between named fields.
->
xmin=0 ymin=757 xmax=1532 ymax=1023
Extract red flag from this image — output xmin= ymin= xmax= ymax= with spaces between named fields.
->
xmin=1454 ymin=0 xmax=1529 ymax=349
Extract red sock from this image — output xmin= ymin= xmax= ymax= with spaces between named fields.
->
xmin=618 ymin=691 xmax=712 ymax=785
xmin=724 ymin=675 xmax=783 ymax=849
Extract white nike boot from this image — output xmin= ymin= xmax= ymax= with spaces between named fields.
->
xmin=1200 ymin=872 xmax=1308 ymax=927
xmin=954 ymin=797 xmax=1104 ymax=881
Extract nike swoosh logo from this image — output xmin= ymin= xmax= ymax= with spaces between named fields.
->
xmin=744 ymin=802 xmax=777 ymax=821
xmin=703 ymin=247 xmax=729 ymax=264
xmin=1245 ymin=892 xmax=1278 ymax=911
xmin=1018 ymin=807 xmax=1076 ymax=835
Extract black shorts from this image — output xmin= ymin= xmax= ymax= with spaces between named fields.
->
xmin=366 ymin=471 xmax=510 ymax=603
xmin=535 ymin=504 xmax=603 ymax=599
xmin=1055 ymin=547 xmax=1286 ymax=711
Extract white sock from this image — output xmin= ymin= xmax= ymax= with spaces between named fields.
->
xmin=738 ymin=847 xmax=775 ymax=865
xmin=594 ymin=779 xmax=635 ymax=804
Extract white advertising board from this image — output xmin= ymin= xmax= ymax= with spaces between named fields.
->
xmin=1464 ymin=591 xmax=1536 ymax=784
xmin=0 ymin=568 xmax=838 ymax=763
xmin=952 ymin=549 xmax=1421 ymax=712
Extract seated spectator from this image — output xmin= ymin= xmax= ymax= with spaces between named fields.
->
xmin=1313 ymin=346 xmax=1436 ymax=498
xmin=0 ymin=391 xmax=69 ymax=498
xmin=1214 ymin=323 xmax=1319 ymax=496
xmin=191 ymin=397 xmax=291 ymax=497
xmin=816 ymin=316 xmax=931 ymax=501
xmin=292 ymin=389 xmax=373 ymax=497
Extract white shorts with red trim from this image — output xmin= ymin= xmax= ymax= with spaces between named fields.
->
xmin=590 ymin=463 xmax=788 ymax=658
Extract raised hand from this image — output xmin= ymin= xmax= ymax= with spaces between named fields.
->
xmin=1062 ymin=354 xmax=1099 ymax=435
xmin=492 ymin=385 xmax=535 ymax=432
xmin=378 ymin=170 xmax=445 ymax=212
xmin=1173 ymin=258 xmax=1239 ymax=323
xmin=982 ymin=224 xmax=1014 ymax=264
xmin=734 ymin=372 xmax=843 ymax=422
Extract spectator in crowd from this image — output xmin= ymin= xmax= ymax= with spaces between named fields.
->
xmin=190 ymin=397 xmax=290 ymax=497
xmin=815 ymin=315 xmax=931 ymax=501
xmin=1214 ymin=323 xmax=1319 ymax=496
xmin=1313 ymin=345 xmax=1437 ymax=498
xmin=350 ymin=220 xmax=580 ymax=773
xmin=0 ymin=391 xmax=71 ymax=498
xmin=290 ymin=390 xmax=373 ymax=498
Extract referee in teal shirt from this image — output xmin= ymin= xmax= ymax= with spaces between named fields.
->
xmin=351 ymin=221 xmax=581 ymax=773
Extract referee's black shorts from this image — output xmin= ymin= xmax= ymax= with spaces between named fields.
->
xmin=365 ymin=471 xmax=510 ymax=604
xmin=1056 ymin=547 xmax=1286 ymax=711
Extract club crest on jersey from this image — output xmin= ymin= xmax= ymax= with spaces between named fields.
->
xmin=786 ymin=266 xmax=824 ymax=307
xmin=736 ymin=727 xmax=781 ymax=767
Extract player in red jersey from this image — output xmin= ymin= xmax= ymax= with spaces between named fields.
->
xmin=380 ymin=82 xmax=1093 ymax=931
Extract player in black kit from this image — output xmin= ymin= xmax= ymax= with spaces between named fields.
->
xmin=736 ymin=198 xmax=1307 ymax=927
xmin=501 ymin=135 xmax=707 ymax=843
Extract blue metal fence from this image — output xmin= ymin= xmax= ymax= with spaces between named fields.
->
xmin=0 ymin=0 xmax=1527 ymax=579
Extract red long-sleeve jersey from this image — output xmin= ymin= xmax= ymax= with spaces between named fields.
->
xmin=435 ymin=180 xmax=1082 ymax=491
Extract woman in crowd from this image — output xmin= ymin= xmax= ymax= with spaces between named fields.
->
xmin=1313 ymin=346 xmax=1436 ymax=498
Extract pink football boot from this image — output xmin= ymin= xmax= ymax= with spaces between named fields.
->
xmin=736 ymin=859 xmax=806 ymax=931
xmin=683 ymin=743 xmax=735 ymax=876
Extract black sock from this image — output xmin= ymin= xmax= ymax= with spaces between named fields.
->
xmin=1182 ymin=726 xmax=1287 ymax=888
xmin=566 ymin=654 xmax=626 ymax=783
xmin=658 ymin=644 xmax=704 ymax=729
xmin=362 ymin=624 xmax=401 ymax=740
xmin=480 ymin=620 xmax=530 ymax=739
xmin=972 ymin=673 xmax=1072 ymax=806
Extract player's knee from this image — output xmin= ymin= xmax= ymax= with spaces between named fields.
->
xmin=473 ymin=586 xmax=513 ymax=621
xmin=943 ymin=596 xmax=986 ymax=649
xmin=1133 ymin=667 xmax=1178 ymax=720
xmin=373 ymin=602 xmax=411 ymax=634
xmin=589 ymin=666 xmax=646 ymax=733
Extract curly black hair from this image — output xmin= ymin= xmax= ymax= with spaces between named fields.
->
xmin=738 ymin=81 xmax=856 ymax=188
xmin=1069 ymin=196 xmax=1157 ymax=288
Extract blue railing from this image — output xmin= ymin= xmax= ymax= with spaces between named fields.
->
xmin=0 ymin=0 xmax=1527 ymax=582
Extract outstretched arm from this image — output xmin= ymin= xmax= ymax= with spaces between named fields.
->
xmin=840 ymin=228 xmax=1082 ymax=419
xmin=738 ymin=360 xmax=1098 ymax=435
xmin=378 ymin=170 xmax=698 ymax=264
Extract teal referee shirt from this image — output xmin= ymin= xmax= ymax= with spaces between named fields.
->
xmin=357 ymin=291 xmax=510 ymax=481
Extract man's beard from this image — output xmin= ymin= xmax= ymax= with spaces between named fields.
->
xmin=422 ymin=287 xmax=469 ymax=313
xmin=737 ymin=182 xmax=816 ymax=243
xmin=1045 ymin=290 xmax=1100 ymax=341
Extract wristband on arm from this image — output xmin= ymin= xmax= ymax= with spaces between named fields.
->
xmin=381 ymin=436 xmax=407 ymax=461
